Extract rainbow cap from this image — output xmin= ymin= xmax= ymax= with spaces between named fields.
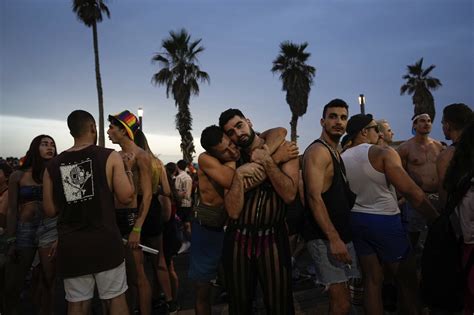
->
xmin=109 ymin=110 xmax=140 ymax=140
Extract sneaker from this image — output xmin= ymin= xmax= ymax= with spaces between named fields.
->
xmin=166 ymin=300 xmax=178 ymax=315
xmin=177 ymin=241 xmax=191 ymax=254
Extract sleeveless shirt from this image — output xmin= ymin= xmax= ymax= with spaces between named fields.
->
xmin=302 ymin=140 xmax=353 ymax=243
xmin=341 ymin=143 xmax=399 ymax=215
xmin=47 ymin=145 xmax=124 ymax=277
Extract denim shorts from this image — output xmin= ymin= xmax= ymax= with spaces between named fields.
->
xmin=37 ymin=216 xmax=58 ymax=248
xmin=188 ymin=220 xmax=225 ymax=282
xmin=15 ymin=220 xmax=40 ymax=248
xmin=306 ymin=239 xmax=360 ymax=287
xmin=351 ymin=212 xmax=410 ymax=263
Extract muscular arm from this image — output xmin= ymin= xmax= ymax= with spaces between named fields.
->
xmin=396 ymin=142 xmax=409 ymax=170
xmin=253 ymin=143 xmax=299 ymax=204
xmin=224 ymin=163 xmax=266 ymax=219
xmin=259 ymin=127 xmax=287 ymax=154
xmin=198 ymin=153 xmax=236 ymax=189
xmin=303 ymin=145 xmax=352 ymax=264
xmin=108 ymin=151 xmax=134 ymax=204
xmin=382 ymin=147 xmax=439 ymax=223
xmin=6 ymin=171 xmax=21 ymax=237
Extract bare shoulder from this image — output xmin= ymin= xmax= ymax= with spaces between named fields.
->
xmin=304 ymin=142 xmax=331 ymax=167
xmin=396 ymin=138 xmax=413 ymax=153
xmin=429 ymin=138 xmax=443 ymax=150
xmin=198 ymin=152 xmax=219 ymax=168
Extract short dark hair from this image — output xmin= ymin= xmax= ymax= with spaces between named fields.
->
xmin=443 ymin=103 xmax=472 ymax=131
xmin=322 ymin=99 xmax=349 ymax=118
xmin=201 ymin=125 xmax=224 ymax=153
xmin=68 ymin=110 xmax=95 ymax=137
xmin=219 ymin=108 xmax=245 ymax=129
xmin=177 ymin=160 xmax=188 ymax=171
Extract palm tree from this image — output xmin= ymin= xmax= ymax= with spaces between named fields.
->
xmin=400 ymin=57 xmax=442 ymax=121
xmin=271 ymin=41 xmax=316 ymax=142
xmin=152 ymin=29 xmax=210 ymax=162
xmin=72 ymin=0 xmax=110 ymax=147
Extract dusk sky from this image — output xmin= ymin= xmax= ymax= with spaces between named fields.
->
xmin=1 ymin=0 xmax=473 ymax=162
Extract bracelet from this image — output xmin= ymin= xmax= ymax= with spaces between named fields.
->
xmin=132 ymin=226 xmax=141 ymax=233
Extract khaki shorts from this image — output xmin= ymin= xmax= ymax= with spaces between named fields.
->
xmin=64 ymin=260 xmax=127 ymax=302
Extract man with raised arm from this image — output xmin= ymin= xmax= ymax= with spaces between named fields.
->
xmin=220 ymin=108 xmax=299 ymax=315
xmin=191 ymin=124 xmax=295 ymax=315
xmin=43 ymin=110 xmax=134 ymax=315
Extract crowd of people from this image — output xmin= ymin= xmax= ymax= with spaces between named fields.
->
xmin=0 ymin=101 xmax=472 ymax=315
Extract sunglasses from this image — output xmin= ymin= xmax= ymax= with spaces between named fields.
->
xmin=365 ymin=125 xmax=380 ymax=133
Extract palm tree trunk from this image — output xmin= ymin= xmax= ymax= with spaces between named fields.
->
xmin=290 ymin=113 xmax=298 ymax=143
xmin=92 ymin=21 xmax=105 ymax=147
xmin=176 ymin=104 xmax=195 ymax=162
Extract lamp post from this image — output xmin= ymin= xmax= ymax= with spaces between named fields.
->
xmin=358 ymin=94 xmax=366 ymax=115
xmin=137 ymin=107 xmax=143 ymax=130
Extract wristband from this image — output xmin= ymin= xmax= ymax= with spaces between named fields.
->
xmin=7 ymin=236 xmax=16 ymax=244
xmin=132 ymin=226 xmax=142 ymax=233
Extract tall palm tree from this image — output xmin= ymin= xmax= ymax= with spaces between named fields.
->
xmin=152 ymin=29 xmax=210 ymax=162
xmin=400 ymin=57 xmax=442 ymax=121
xmin=272 ymin=41 xmax=316 ymax=142
xmin=72 ymin=0 xmax=110 ymax=147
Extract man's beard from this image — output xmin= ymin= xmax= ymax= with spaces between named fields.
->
xmin=325 ymin=126 xmax=343 ymax=143
xmin=237 ymin=128 xmax=256 ymax=148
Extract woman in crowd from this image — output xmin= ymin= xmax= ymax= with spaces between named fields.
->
xmin=5 ymin=134 xmax=58 ymax=315
xmin=134 ymin=130 xmax=178 ymax=313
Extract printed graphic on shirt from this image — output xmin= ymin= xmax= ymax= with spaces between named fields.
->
xmin=60 ymin=159 xmax=94 ymax=203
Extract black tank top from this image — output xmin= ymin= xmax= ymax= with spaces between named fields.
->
xmin=47 ymin=145 xmax=124 ymax=277
xmin=302 ymin=140 xmax=352 ymax=243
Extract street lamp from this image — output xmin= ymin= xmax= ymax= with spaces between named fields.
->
xmin=358 ymin=94 xmax=366 ymax=115
xmin=137 ymin=107 xmax=143 ymax=130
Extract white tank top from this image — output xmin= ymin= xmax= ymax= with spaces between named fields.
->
xmin=341 ymin=143 xmax=399 ymax=215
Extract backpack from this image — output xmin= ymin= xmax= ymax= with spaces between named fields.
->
xmin=420 ymin=175 xmax=473 ymax=312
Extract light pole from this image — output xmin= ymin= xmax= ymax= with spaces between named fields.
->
xmin=358 ymin=94 xmax=366 ymax=115
xmin=137 ymin=107 xmax=143 ymax=130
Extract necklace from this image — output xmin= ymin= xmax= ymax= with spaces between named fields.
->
xmin=72 ymin=143 xmax=93 ymax=150
xmin=319 ymin=138 xmax=340 ymax=162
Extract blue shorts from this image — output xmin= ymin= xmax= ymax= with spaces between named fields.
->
xmin=306 ymin=239 xmax=360 ymax=287
xmin=188 ymin=220 xmax=224 ymax=282
xmin=350 ymin=212 xmax=410 ymax=263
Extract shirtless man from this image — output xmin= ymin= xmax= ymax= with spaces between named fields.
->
xmin=436 ymin=103 xmax=472 ymax=208
xmin=220 ymin=108 xmax=300 ymax=315
xmin=376 ymin=119 xmax=394 ymax=147
xmin=191 ymin=125 xmax=295 ymax=315
xmin=397 ymin=113 xmax=443 ymax=247
xmin=107 ymin=110 xmax=153 ymax=315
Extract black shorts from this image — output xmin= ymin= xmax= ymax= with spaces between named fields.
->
xmin=141 ymin=195 xmax=164 ymax=237
xmin=163 ymin=215 xmax=182 ymax=265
